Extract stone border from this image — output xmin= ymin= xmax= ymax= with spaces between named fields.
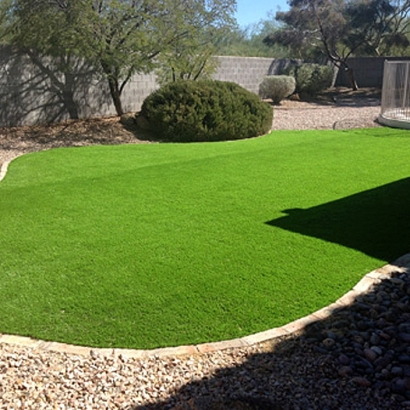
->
xmin=1 ymin=253 xmax=409 ymax=359
xmin=0 ymin=158 xmax=12 ymax=182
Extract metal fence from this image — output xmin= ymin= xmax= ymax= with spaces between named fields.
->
xmin=380 ymin=60 xmax=410 ymax=129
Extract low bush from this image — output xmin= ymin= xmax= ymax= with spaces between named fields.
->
xmin=289 ymin=64 xmax=333 ymax=97
xmin=258 ymin=75 xmax=296 ymax=104
xmin=138 ymin=80 xmax=273 ymax=142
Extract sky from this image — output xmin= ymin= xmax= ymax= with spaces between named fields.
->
xmin=235 ymin=0 xmax=289 ymax=28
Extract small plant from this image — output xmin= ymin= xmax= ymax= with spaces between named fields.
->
xmin=259 ymin=75 xmax=296 ymax=104
xmin=138 ymin=80 xmax=273 ymax=142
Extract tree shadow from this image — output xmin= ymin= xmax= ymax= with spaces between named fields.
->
xmin=0 ymin=46 xmax=110 ymax=127
xmin=266 ymin=177 xmax=410 ymax=262
xmin=132 ymin=255 xmax=410 ymax=410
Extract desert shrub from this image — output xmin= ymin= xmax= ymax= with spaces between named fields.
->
xmin=138 ymin=80 xmax=273 ymax=142
xmin=292 ymin=64 xmax=333 ymax=97
xmin=259 ymin=75 xmax=296 ymax=104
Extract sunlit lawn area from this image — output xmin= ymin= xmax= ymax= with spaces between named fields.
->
xmin=1 ymin=127 xmax=409 ymax=349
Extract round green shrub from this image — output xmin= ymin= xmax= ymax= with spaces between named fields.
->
xmin=293 ymin=64 xmax=333 ymax=97
xmin=138 ymin=80 xmax=273 ymax=142
xmin=259 ymin=75 xmax=296 ymax=104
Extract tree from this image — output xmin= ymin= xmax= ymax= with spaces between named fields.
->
xmin=155 ymin=0 xmax=235 ymax=84
xmin=345 ymin=0 xmax=410 ymax=56
xmin=1 ymin=0 xmax=96 ymax=119
xmin=217 ymin=14 xmax=290 ymax=57
xmin=264 ymin=0 xmax=410 ymax=90
xmin=3 ymin=0 xmax=236 ymax=116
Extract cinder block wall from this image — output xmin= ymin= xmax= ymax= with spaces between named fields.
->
xmin=213 ymin=56 xmax=274 ymax=94
xmin=335 ymin=56 xmax=410 ymax=88
xmin=0 ymin=52 xmax=283 ymax=126
xmin=0 ymin=47 xmax=403 ymax=127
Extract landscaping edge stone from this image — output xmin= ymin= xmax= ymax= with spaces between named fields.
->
xmin=1 ymin=253 xmax=409 ymax=359
xmin=0 ymin=158 xmax=11 ymax=181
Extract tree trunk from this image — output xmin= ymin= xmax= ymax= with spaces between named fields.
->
xmin=101 ymin=61 xmax=124 ymax=116
xmin=341 ymin=62 xmax=359 ymax=91
xmin=107 ymin=76 xmax=124 ymax=116
xmin=63 ymin=72 xmax=79 ymax=119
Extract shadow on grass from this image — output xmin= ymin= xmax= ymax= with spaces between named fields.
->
xmin=267 ymin=177 xmax=410 ymax=262
xmin=133 ymin=255 xmax=410 ymax=410
xmin=131 ymin=179 xmax=410 ymax=410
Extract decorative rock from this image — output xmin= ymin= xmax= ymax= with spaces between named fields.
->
xmin=322 ymin=338 xmax=335 ymax=349
xmin=370 ymin=346 xmax=383 ymax=356
xmin=399 ymin=333 xmax=410 ymax=343
xmin=338 ymin=366 xmax=353 ymax=377
xmin=370 ymin=333 xmax=381 ymax=345
xmin=391 ymin=367 xmax=404 ymax=377
xmin=391 ymin=378 xmax=408 ymax=395
xmin=352 ymin=376 xmax=371 ymax=387
xmin=338 ymin=354 xmax=350 ymax=366
xmin=364 ymin=348 xmax=378 ymax=362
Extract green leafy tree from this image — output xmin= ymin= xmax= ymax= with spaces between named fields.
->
xmin=345 ymin=0 xmax=410 ymax=56
xmin=3 ymin=0 xmax=236 ymax=116
xmin=2 ymin=0 xmax=95 ymax=119
xmin=218 ymin=14 xmax=290 ymax=57
xmin=155 ymin=0 xmax=235 ymax=84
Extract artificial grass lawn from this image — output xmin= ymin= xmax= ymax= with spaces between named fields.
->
xmin=1 ymin=127 xmax=410 ymax=349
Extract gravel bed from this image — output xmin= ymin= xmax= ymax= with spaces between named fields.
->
xmin=2 ymin=99 xmax=408 ymax=410
xmin=271 ymin=104 xmax=381 ymax=131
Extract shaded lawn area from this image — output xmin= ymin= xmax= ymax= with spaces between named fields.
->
xmin=0 ymin=127 xmax=409 ymax=349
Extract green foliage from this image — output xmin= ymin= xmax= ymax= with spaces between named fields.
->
xmin=155 ymin=41 xmax=219 ymax=86
xmin=155 ymin=0 xmax=235 ymax=85
xmin=3 ymin=0 xmax=236 ymax=116
xmin=286 ymin=64 xmax=334 ymax=97
xmin=217 ymin=15 xmax=290 ymax=58
xmin=259 ymin=75 xmax=296 ymax=104
xmin=264 ymin=0 xmax=410 ymax=89
xmin=139 ymin=80 xmax=273 ymax=142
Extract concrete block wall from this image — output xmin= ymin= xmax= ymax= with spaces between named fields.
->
xmin=213 ymin=56 xmax=275 ymax=94
xmin=336 ymin=56 xmax=410 ymax=88
xmin=0 ymin=46 xmax=404 ymax=127
xmin=0 ymin=52 xmax=284 ymax=127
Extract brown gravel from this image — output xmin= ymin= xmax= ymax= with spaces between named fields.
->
xmin=2 ymin=90 xmax=402 ymax=410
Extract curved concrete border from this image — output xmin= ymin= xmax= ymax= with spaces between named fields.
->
xmin=0 ymin=159 xmax=12 ymax=182
xmin=1 ymin=253 xmax=409 ymax=359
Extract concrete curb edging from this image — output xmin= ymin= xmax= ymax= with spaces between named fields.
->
xmin=1 ymin=253 xmax=409 ymax=359
xmin=0 ymin=159 xmax=11 ymax=182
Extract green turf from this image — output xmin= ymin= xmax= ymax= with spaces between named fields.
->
xmin=1 ymin=127 xmax=410 ymax=349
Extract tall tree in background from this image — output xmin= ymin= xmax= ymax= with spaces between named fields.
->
xmin=155 ymin=0 xmax=235 ymax=84
xmin=264 ymin=0 xmax=410 ymax=90
xmin=217 ymin=13 xmax=291 ymax=57
xmin=345 ymin=0 xmax=410 ymax=56
xmin=4 ymin=0 xmax=236 ymax=116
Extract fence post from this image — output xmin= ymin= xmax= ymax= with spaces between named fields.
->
xmin=402 ymin=62 xmax=410 ymax=112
